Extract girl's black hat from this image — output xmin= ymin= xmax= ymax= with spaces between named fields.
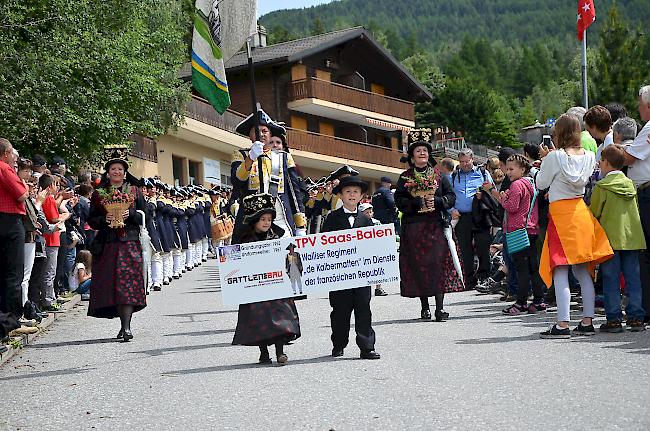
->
xmin=242 ymin=193 xmax=276 ymax=224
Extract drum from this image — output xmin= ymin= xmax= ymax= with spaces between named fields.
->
xmin=212 ymin=215 xmax=233 ymax=241
xmin=224 ymin=216 xmax=234 ymax=234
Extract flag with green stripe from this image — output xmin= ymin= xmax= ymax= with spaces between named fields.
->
xmin=192 ymin=0 xmax=257 ymax=114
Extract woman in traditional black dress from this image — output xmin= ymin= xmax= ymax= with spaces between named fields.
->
xmin=231 ymin=193 xmax=301 ymax=365
xmin=394 ymin=134 xmax=464 ymax=321
xmin=87 ymin=151 xmax=147 ymax=341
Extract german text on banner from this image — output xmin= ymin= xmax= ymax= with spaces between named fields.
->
xmin=192 ymin=0 xmax=257 ymax=113
xmin=218 ymin=226 xmax=400 ymax=305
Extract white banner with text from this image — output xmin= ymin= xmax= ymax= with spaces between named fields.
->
xmin=218 ymin=225 xmax=399 ymax=305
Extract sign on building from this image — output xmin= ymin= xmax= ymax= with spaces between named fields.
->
xmin=203 ymin=157 xmax=221 ymax=185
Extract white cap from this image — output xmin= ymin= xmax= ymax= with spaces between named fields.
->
xmin=358 ymin=203 xmax=373 ymax=212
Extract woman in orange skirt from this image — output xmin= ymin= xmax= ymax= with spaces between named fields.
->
xmin=535 ymin=114 xmax=613 ymax=339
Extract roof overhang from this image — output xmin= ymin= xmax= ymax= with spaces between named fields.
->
xmin=224 ymin=27 xmax=432 ymax=101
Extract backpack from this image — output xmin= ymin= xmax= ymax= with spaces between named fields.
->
xmin=452 ymin=165 xmax=488 ymax=185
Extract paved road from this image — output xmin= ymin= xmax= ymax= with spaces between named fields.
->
xmin=1 ymin=262 xmax=649 ymax=430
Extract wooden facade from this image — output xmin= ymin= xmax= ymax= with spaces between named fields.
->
xmin=225 ymin=32 xmax=426 ymax=163
xmin=185 ymin=96 xmax=405 ymax=169
xmin=288 ymin=78 xmax=415 ymax=121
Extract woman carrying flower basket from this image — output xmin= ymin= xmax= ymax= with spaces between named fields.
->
xmin=87 ymin=149 xmax=147 ymax=342
xmin=394 ymin=131 xmax=464 ymax=321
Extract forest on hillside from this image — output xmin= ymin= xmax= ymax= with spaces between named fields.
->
xmin=261 ymin=0 xmax=650 ymax=147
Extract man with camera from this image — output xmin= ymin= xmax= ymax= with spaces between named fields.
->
xmin=450 ymin=148 xmax=495 ymax=289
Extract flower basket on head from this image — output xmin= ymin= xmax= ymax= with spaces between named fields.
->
xmin=405 ymin=170 xmax=438 ymax=213
xmin=99 ymin=186 xmax=135 ymax=229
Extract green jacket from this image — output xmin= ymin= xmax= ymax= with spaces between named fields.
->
xmin=581 ymin=131 xmax=598 ymax=153
xmin=589 ymin=172 xmax=646 ymax=250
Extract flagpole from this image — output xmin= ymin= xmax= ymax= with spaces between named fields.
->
xmin=246 ymin=38 xmax=261 ymax=141
xmin=246 ymin=36 xmax=265 ymax=193
xmin=581 ymin=29 xmax=589 ymax=108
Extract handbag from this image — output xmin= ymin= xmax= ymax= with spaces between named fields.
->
xmin=505 ymin=178 xmax=538 ymax=255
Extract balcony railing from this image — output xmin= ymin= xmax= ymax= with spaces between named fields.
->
xmin=289 ymin=78 xmax=415 ymax=121
xmin=185 ymin=96 xmax=406 ymax=169
xmin=129 ymin=134 xmax=158 ymax=162
xmin=185 ymin=95 xmax=246 ymax=132
xmin=287 ymin=128 xmax=405 ymax=169
xmin=433 ymin=137 xmax=466 ymax=151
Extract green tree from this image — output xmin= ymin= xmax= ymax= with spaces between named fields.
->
xmin=519 ymin=97 xmax=538 ymax=127
xmin=311 ymin=18 xmax=326 ymax=36
xmin=402 ymin=52 xmax=445 ymax=94
xmin=592 ymin=2 xmax=649 ymax=112
xmin=427 ymin=77 xmax=518 ymax=147
xmin=485 ymin=118 xmax=520 ymax=148
xmin=530 ymin=80 xmax=581 ymax=121
xmin=268 ymin=26 xmax=298 ymax=44
xmin=0 ymin=0 xmax=191 ymax=164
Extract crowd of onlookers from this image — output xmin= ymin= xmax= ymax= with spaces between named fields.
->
xmin=0 ymin=140 xmax=236 ymax=346
xmin=358 ymin=85 xmax=650 ymax=336
xmin=0 ymin=141 xmax=105 ymax=343
xmin=422 ymin=86 xmax=650 ymax=336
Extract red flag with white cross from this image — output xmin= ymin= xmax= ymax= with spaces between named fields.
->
xmin=577 ymin=0 xmax=596 ymax=41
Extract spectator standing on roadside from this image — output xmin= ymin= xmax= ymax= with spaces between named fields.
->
xmin=39 ymin=174 xmax=69 ymax=311
xmin=438 ymin=158 xmax=456 ymax=184
xmin=31 ymin=155 xmax=48 ymax=178
xmin=371 ymin=176 xmax=396 ymax=225
xmin=450 ymin=148 xmax=495 ymax=288
xmin=0 ymin=138 xmax=29 ymax=321
xmin=50 ymin=156 xmax=75 ymax=190
xmin=536 ymin=114 xmax=613 ymax=339
xmin=566 ymin=106 xmax=598 ymax=154
xmin=605 ymin=102 xmax=628 ymax=123
xmin=584 ymin=105 xmax=614 ymax=162
xmin=495 ymin=147 xmax=518 ymax=300
xmin=590 ymin=145 xmax=646 ymax=332
xmin=623 ymin=85 xmax=650 ymax=323
xmin=76 ymin=184 xmax=94 ymax=248
xmin=612 ymin=117 xmax=638 ymax=146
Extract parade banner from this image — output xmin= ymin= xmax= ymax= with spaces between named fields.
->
xmin=218 ymin=225 xmax=399 ymax=305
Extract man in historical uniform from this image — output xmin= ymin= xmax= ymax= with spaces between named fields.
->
xmin=142 ymin=178 xmax=164 ymax=292
xmin=311 ymin=166 xmax=359 ymax=233
xmin=231 ymin=109 xmax=306 ymax=243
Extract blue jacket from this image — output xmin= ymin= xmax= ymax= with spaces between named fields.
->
xmin=371 ymin=186 xmax=395 ymax=224
xmin=451 ymin=166 xmax=493 ymax=213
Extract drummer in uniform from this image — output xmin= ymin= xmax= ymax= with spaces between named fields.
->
xmin=209 ymin=186 xmax=232 ymax=249
xmin=200 ymin=187 xmax=212 ymax=261
xmin=208 ymin=187 xmax=221 ymax=250
xmin=169 ymin=188 xmax=187 ymax=279
xmin=230 ymin=109 xmax=306 ymax=243
xmin=153 ymin=180 xmax=174 ymax=287
xmin=142 ymin=178 xmax=164 ymax=292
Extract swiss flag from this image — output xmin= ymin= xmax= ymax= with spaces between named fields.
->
xmin=577 ymin=0 xmax=596 ymax=40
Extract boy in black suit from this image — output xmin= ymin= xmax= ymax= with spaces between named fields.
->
xmin=321 ymin=176 xmax=380 ymax=360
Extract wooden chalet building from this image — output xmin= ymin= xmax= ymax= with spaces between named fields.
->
xmin=127 ymin=27 xmax=432 ymax=188
xmin=225 ymin=26 xmax=432 ymax=183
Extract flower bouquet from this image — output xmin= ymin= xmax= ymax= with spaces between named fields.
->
xmin=405 ymin=170 xmax=438 ymax=213
xmin=99 ymin=186 xmax=135 ymax=229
